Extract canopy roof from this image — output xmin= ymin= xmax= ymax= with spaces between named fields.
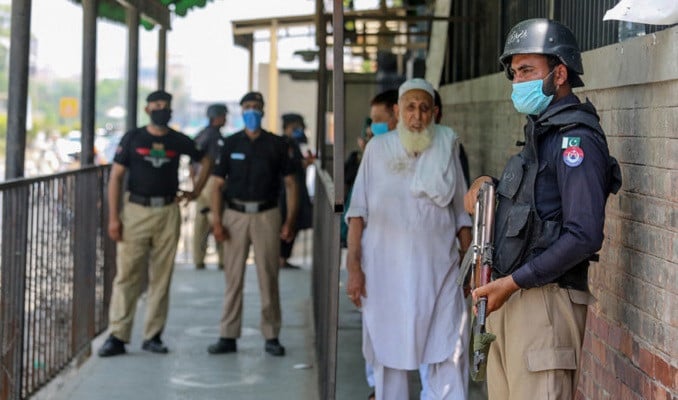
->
xmin=68 ymin=0 xmax=215 ymax=29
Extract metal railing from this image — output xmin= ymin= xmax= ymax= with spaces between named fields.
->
xmin=311 ymin=166 xmax=341 ymax=400
xmin=0 ymin=166 xmax=114 ymax=400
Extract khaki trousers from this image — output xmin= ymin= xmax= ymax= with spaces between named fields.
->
xmin=486 ymin=284 xmax=590 ymax=400
xmin=108 ymin=198 xmax=181 ymax=342
xmin=192 ymin=177 xmax=224 ymax=266
xmin=219 ymin=207 xmax=282 ymax=339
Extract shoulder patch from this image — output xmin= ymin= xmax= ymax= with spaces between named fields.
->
xmin=563 ymin=146 xmax=584 ymax=167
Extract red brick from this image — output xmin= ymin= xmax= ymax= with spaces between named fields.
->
xmin=641 ymin=376 xmax=654 ymax=400
xmin=608 ymin=321 xmax=622 ymax=349
xmin=621 ymin=384 xmax=642 ymax=400
xmin=621 ymin=330 xmax=634 ymax=358
xmin=654 ymin=355 xmax=672 ymax=388
xmin=638 ymin=345 xmax=655 ymax=375
xmin=574 ymin=389 xmax=585 ymax=400
xmin=653 ymin=385 xmax=670 ymax=400
xmin=591 ymin=335 xmax=607 ymax=364
xmin=583 ymin=330 xmax=593 ymax=352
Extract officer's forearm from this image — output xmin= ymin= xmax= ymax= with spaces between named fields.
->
xmin=194 ymin=156 xmax=213 ymax=194
xmin=210 ymin=177 xmax=225 ymax=226
xmin=107 ymin=163 xmax=125 ymax=221
xmin=284 ymin=175 xmax=299 ymax=228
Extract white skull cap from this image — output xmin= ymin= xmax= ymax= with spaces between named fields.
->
xmin=398 ymin=78 xmax=435 ymax=100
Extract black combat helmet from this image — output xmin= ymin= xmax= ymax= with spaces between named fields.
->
xmin=499 ymin=18 xmax=584 ymax=87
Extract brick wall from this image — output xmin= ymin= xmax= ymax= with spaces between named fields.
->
xmin=440 ymin=26 xmax=677 ymax=398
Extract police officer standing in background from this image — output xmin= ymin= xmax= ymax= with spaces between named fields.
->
xmin=99 ymin=90 xmax=211 ymax=357
xmin=464 ymin=19 xmax=621 ymax=399
xmin=279 ymin=113 xmax=313 ymax=270
xmin=207 ymin=91 xmax=298 ymax=357
xmin=190 ymin=104 xmax=228 ymax=270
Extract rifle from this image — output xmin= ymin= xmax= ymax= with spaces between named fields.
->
xmin=459 ymin=181 xmax=496 ymax=381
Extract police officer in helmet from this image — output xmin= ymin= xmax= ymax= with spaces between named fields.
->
xmin=464 ymin=19 xmax=621 ymax=399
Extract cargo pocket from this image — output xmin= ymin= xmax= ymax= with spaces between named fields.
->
xmin=525 ymin=348 xmax=577 ymax=372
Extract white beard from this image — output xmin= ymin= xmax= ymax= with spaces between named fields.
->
xmin=397 ymin=120 xmax=435 ymax=155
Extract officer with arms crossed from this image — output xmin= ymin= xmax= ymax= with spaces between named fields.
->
xmin=465 ymin=19 xmax=621 ymax=399
xmin=207 ymin=91 xmax=298 ymax=357
xmin=99 ymin=90 xmax=211 ymax=357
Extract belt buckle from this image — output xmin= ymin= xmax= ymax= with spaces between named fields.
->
xmin=244 ymin=202 xmax=259 ymax=213
xmin=149 ymin=197 xmax=167 ymax=207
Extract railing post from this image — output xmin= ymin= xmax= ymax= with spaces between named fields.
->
xmin=71 ymin=172 xmax=98 ymax=358
xmin=1 ymin=187 xmax=30 ymax=400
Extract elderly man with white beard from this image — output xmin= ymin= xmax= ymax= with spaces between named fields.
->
xmin=345 ymin=78 xmax=472 ymax=400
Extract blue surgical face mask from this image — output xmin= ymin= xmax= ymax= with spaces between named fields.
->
xmin=292 ymin=127 xmax=305 ymax=140
xmin=370 ymin=122 xmax=390 ymax=136
xmin=510 ymin=70 xmax=555 ymax=115
xmin=242 ymin=109 xmax=263 ymax=131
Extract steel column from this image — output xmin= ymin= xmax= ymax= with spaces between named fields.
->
xmin=125 ymin=6 xmax=140 ymax=132
xmin=81 ymin=0 xmax=98 ymax=166
xmin=5 ymin=0 xmax=32 ymax=179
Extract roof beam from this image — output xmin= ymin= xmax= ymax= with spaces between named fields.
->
xmin=116 ymin=0 xmax=170 ymax=28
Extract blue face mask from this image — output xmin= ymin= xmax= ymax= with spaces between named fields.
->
xmin=371 ymin=122 xmax=390 ymax=135
xmin=292 ymin=127 xmax=305 ymax=140
xmin=510 ymin=70 xmax=555 ymax=115
xmin=242 ymin=109 xmax=263 ymax=131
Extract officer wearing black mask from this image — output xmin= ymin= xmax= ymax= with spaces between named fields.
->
xmin=99 ymin=90 xmax=211 ymax=357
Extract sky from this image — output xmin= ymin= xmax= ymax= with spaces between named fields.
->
xmin=23 ymin=0 xmax=382 ymax=103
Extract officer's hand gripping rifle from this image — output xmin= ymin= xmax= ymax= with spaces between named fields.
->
xmin=458 ymin=181 xmax=496 ymax=381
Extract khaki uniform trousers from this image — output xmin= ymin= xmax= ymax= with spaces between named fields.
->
xmin=108 ymin=198 xmax=181 ymax=342
xmin=486 ymin=284 xmax=591 ymax=400
xmin=192 ymin=177 xmax=224 ymax=266
xmin=219 ymin=207 xmax=282 ymax=339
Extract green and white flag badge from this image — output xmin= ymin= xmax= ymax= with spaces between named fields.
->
xmin=562 ymin=136 xmax=581 ymax=149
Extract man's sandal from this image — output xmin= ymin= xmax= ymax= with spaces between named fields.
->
xmin=368 ymin=391 xmax=375 ymax=400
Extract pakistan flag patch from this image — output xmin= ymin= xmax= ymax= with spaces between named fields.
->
xmin=561 ymin=136 xmax=581 ymax=149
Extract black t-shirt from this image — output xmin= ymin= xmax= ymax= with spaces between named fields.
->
xmin=113 ymin=126 xmax=204 ymax=196
xmin=213 ymin=130 xmax=293 ymax=202
xmin=191 ymin=125 xmax=223 ymax=174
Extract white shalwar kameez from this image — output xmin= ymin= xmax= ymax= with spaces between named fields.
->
xmin=346 ymin=125 xmax=471 ymax=400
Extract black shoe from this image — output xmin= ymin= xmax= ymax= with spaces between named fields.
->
xmin=142 ymin=336 xmax=169 ymax=354
xmin=195 ymin=263 xmax=205 ymax=270
xmin=98 ymin=335 xmax=126 ymax=357
xmin=218 ymin=264 xmax=224 ymax=270
xmin=207 ymin=338 xmax=237 ymax=354
xmin=265 ymin=338 xmax=286 ymax=356
xmin=282 ymin=262 xmax=301 ymax=270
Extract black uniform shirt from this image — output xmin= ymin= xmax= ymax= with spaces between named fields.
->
xmin=191 ymin=125 xmax=223 ymax=174
xmin=114 ymin=127 xmax=204 ymax=197
xmin=512 ymin=94 xmax=611 ymax=288
xmin=213 ymin=129 xmax=293 ymax=202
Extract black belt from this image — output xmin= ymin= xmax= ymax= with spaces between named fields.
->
xmin=226 ymin=199 xmax=277 ymax=213
xmin=128 ymin=193 xmax=175 ymax=207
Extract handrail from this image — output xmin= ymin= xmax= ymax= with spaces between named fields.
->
xmin=0 ymin=166 xmax=115 ymax=400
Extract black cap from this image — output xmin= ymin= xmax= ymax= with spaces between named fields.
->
xmin=239 ymin=91 xmax=265 ymax=106
xmin=282 ymin=113 xmax=305 ymax=128
xmin=207 ymin=104 xmax=228 ymax=118
xmin=146 ymin=90 xmax=172 ymax=103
